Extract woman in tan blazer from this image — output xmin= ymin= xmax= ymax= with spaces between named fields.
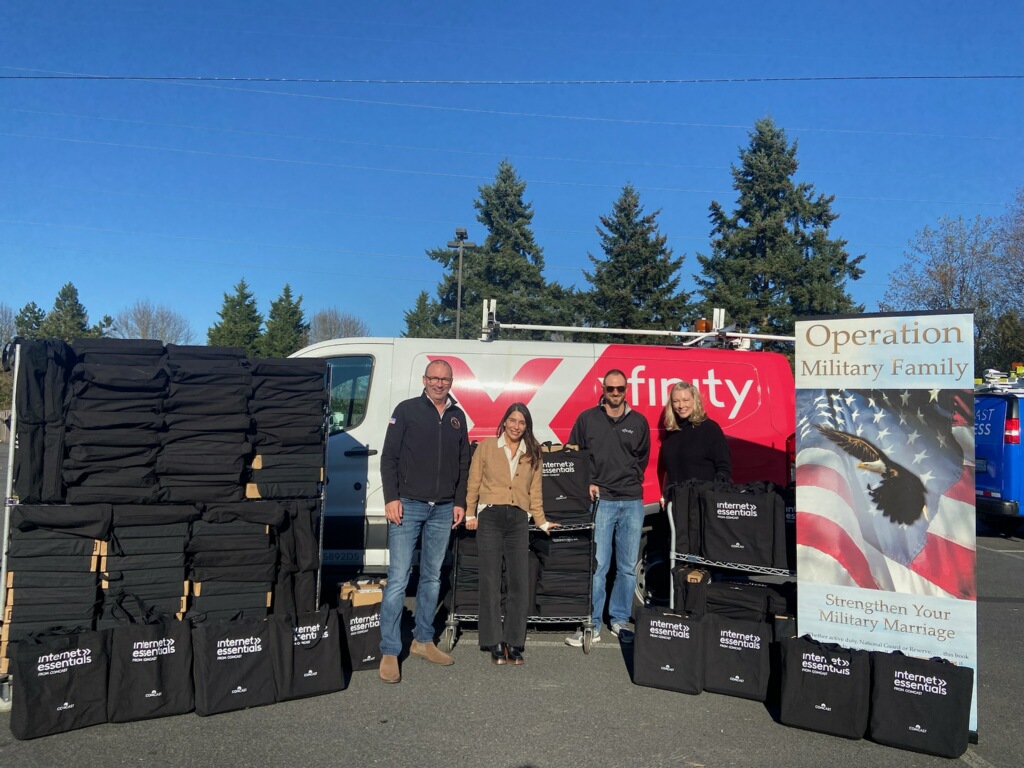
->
xmin=465 ymin=402 xmax=557 ymax=665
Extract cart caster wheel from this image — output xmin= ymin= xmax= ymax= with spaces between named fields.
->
xmin=441 ymin=627 xmax=456 ymax=653
xmin=582 ymin=628 xmax=593 ymax=654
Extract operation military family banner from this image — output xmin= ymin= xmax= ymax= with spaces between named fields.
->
xmin=794 ymin=311 xmax=978 ymax=731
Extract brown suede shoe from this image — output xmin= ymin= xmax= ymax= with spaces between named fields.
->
xmin=409 ymin=640 xmax=454 ymax=666
xmin=379 ymin=654 xmax=401 ymax=683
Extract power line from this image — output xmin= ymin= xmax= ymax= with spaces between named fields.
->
xmin=3 ymin=72 xmax=1022 ymax=85
xmin=0 ymin=132 xmax=1007 ymax=207
xmin=5 ymin=67 xmax=1020 ymax=141
xmin=10 ymin=107 xmax=1020 ymax=183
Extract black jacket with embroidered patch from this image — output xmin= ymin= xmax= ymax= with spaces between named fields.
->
xmin=381 ymin=391 xmax=470 ymax=507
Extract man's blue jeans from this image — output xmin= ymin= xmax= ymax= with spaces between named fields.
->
xmin=379 ymin=499 xmax=453 ymax=657
xmin=591 ymin=498 xmax=644 ymax=631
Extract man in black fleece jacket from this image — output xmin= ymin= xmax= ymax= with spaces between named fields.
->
xmin=565 ymin=368 xmax=650 ymax=646
xmin=378 ymin=359 xmax=470 ymax=683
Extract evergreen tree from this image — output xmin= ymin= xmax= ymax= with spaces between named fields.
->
xmin=15 ymin=301 xmax=46 ymax=339
xmin=980 ymin=310 xmax=1024 ymax=373
xmin=37 ymin=283 xmax=111 ymax=341
xmin=207 ymin=278 xmax=264 ymax=355
xmin=403 ymin=291 xmax=444 ymax=338
xmin=583 ymin=184 xmax=692 ymax=343
xmin=696 ymin=118 xmax=864 ymax=349
xmin=261 ymin=284 xmax=307 ymax=356
xmin=422 ymin=160 xmax=561 ymax=339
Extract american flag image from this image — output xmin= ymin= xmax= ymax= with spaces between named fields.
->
xmin=796 ymin=388 xmax=975 ymax=599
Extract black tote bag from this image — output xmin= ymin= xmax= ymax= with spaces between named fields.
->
xmin=868 ymin=651 xmax=975 ymax=758
xmin=106 ymin=598 xmax=194 ymax=722
xmin=191 ymin=617 xmax=276 ymax=716
xmin=700 ymin=487 xmax=776 ymax=567
xmin=540 ymin=444 xmax=592 ymax=521
xmin=779 ymin=635 xmax=870 ymax=739
xmin=339 ymin=580 xmax=384 ymax=671
xmin=10 ymin=628 xmax=110 ymax=740
xmin=703 ymin=614 xmax=771 ymax=701
xmin=632 ymin=605 xmax=706 ymax=695
xmin=269 ymin=607 xmax=345 ymax=701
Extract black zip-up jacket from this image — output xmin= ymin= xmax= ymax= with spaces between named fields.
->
xmin=381 ymin=391 xmax=470 ymax=507
xmin=568 ymin=402 xmax=650 ymax=500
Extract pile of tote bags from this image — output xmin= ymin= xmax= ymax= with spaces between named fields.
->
xmin=2 ymin=337 xmax=327 ymax=673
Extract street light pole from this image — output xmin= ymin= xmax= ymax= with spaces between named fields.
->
xmin=447 ymin=228 xmax=476 ymax=339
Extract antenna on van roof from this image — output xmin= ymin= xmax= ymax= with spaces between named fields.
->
xmin=480 ymin=299 xmax=498 ymax=341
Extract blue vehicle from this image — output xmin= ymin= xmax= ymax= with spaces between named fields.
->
xmin=975 ymin=384 xmax=1024 ymax=534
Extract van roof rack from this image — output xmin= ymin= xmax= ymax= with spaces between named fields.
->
xmin=479 ymin=299 xmax=795 ymax=349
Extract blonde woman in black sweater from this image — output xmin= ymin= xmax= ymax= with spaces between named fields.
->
xmin=659 ymin=381 xmax=732 ymax=488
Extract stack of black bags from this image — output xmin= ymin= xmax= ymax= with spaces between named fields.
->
xmin=97 ymin=504 xmax=200 ymax=629
xmin=185 ymin=501 xmax=284 ymax=622
xmin=274 ymin=499 xmax=322 ymax=614
xmin=531 ymin=445 xmax=594 ymax=617
xmin=452 ymin=531 xmax=486 ymax=615
xmin=158 ymin=345 xmax=252 ymax=504
xmin=1 ymin=501 xmax=113 ymax=671
xmin=5 ymin=338 xmax=74 ymax=504
xmin=63 ymin=339 xmax=167 ymax=504
xmin=2 ymin=504 xmax=109 ymax=658
xmin=247 ymin=359 xmax=327 ymax=500
xmin=530 ymin=531 xmax=594 ymax=617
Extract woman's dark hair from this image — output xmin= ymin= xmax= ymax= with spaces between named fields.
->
xmin=497 ymin=402 xmax=542 ymax=466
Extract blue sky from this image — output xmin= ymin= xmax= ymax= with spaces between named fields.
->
xmin=2 ymin=2 xmax=1021 ymax=340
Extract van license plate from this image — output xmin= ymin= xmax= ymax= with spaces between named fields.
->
xmin=976 ymin=458 xmax=987 ymax=472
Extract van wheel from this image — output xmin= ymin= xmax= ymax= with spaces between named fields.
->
xmin=633 ymin=535 xmax=670 ymax=619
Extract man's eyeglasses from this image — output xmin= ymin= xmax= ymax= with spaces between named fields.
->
xmin=425 ymin=376 xmax=453 ymax=385
xmin=604 ymin=385 xmax=626 ymax=394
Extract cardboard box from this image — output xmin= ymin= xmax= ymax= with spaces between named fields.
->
xmin=339 ymin=579 xmax=386 ymax=607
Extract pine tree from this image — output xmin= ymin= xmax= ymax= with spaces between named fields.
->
xmin=696 ymin=118 xmax=863 ymax=348
xmin=261 ymin=284 xmax=307 ymax=356
xmin=583 ymin=184 xmax=692 ymax=343
xmin=207 ymin=278 xmax=264 ymax=355
xmin=422 ymin=160 xmax=562 ymax=339
xmin=403 ymin=291 xmax=444 ymax=338
xmin=15 ymin=301 xmax=46 ymax=339
xmin=37 ymin=283 xmax=111 ymax=341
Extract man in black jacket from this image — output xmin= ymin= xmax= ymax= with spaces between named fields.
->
xmin=565 ymin=368 xmax=650 ymax=647
xmin=378 ymin=359 xmax=469 ymax=683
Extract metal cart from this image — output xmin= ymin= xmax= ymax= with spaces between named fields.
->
xmin=665 ymin=496 xmax=795 ymax=610
xmin=442 ymin=501 xmax=599 ymax=654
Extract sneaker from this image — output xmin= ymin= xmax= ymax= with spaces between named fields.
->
xmin=610 ymin=623 xmax=634 ymax=644
xmin=565 ymin=628 xmax=600 ymax=647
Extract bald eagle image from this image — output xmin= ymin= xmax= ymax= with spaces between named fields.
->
xmin=814 ymin=424 xmax=928 ymax=526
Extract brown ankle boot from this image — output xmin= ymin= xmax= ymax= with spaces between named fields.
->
xmin=409 ymin=640 xmax=454 ymax=666
xmin=379 ymin=654 xmax=401 ymax=683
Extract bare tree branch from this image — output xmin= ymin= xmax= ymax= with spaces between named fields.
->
xmin=308 ymin=308 xmax=370 ymax=344
xmin=112 ymin=300 xmax=195 ymax=344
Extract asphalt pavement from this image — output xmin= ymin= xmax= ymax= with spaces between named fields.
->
xmin=0 ymin=440 xmax=1022 ymax=767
